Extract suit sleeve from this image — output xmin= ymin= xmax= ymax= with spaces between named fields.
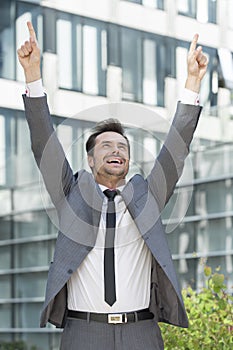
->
xmin=23 ymin=95 xmax=74 ymax=207
xmin=147 ymin=102 xmax=202 ymax=211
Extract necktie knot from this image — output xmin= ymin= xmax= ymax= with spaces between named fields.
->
xmin=104 ymin=189 xmax=118 ymax=201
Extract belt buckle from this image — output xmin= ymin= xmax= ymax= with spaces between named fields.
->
xmin=108 ymin=313 xmax=127 ymax=324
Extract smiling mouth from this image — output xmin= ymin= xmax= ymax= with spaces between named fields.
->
xmin=106 ymin=158 xmax=124 ymax=165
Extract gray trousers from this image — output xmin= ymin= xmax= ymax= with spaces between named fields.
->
xmin=60 ymin=316 xmax=164 ymax=350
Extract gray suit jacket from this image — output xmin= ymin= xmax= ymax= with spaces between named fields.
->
xmin=23 ymin=95 xmax=202 ymax=329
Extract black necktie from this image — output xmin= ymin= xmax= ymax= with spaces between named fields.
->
xmin=104 ymin=189 xmax=118 ymax=306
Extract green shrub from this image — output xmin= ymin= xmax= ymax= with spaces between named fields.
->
xmin=160 ymin=266 xmax=233 ymax=349
xmin=0 ymin=341 xmax=37 ymax=350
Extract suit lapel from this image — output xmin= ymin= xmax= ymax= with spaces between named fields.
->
xmin=78 ymin=170 xmax=104 ymax=239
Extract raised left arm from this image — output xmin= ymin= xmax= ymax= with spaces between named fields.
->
xmin=147 ymin=34 xmax=208 ymax=210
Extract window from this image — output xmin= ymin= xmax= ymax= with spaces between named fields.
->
xmin=197 ymin=0 xmax=217 ymax=23
xmin=124 ymin=0 xmax=141 ymax=3
xmin=196 ymin=180 xmax=233 ymax=214
xmin=121 ymin=28 xmax=142 ymax=102
xmin=83 ymin=25 xmax=99 ymax=94
xmin=142 ymin=0 xmax=164 ymax=9
xmin=0 ymin=0 xmax=15 ymax=79
xmin=56 ymin=18 xmax=72 ymax=89
xmin=197 ymin=0 xmax=208 ymax=22
xmin=121 ymin=28 xmax=167 ymax=106
xmin=124 ymin=0 xmax=164 ymax=9
xmin=0 ymin=115 xmax=6 ymax=185
xmin=14 ymin=241 xmax=51 ymax=268
xmin=0 ymin=109 xmax=39 ymax=188
xmin=176 ymin=46 xmax=188 ymax=98
xmin=143 ymin=39 xmax=157 ymax=105
xmin=178 ymin=0 xmax=196 ymax=18
xmin=178 ymin=0 xmax=217 ymax=23
xmin=56 ymin=14 xmax=107 ymax=95
xmin=208 ymin=0 xmax=217 ymax=24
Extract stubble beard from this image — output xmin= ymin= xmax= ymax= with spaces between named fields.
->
xmin=95 ymin=162 xmax=129 ymax=183
xmin=105 ymin=167 xmax=126 ymax=178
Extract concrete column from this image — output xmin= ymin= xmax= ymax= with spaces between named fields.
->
xmin=218 ymin=0 xmax=228 ymax=47
xmin=165 ymin=0 xmax=177 ymax=36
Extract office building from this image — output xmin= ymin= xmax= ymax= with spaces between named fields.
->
xmin=0 ymin=0 xmax=232 ymax=348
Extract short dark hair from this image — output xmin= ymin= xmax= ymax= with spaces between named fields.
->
xmin=86 ymin=118 xmax=130 ymax=156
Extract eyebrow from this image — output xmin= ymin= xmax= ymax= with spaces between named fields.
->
xmin=118 ymin=142 xmax=128 ymax=147
xmin=101 ymin=140 xmax=128 ymax=146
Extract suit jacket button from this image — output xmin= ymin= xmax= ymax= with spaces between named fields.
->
xmin=68 ymin=269 xmax=73 ymax=274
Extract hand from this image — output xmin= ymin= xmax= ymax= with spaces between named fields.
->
xmin=185 ymin=34 xmax=209 ymax=93
xmin=17 ymin=21 xmax=41 ymax=83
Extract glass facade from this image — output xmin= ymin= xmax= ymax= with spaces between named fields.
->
xmin=0 ymin=0 xmax=232 ymax=349
xmin=162 ymin=145 xmax=233 ymax=292
xmin=0 ymin=0 xmax=220 ymax=107
xmin=1 ymin=106 xmax=233 ymax=348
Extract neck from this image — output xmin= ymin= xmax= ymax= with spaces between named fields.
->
xmin=95 ymin=176 xmax=126 ymax=189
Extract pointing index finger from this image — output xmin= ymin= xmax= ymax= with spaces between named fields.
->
xmin=27 ymin=21 xmax=37 ymax=42
xmin=189 ymin=33 xmax=199 ymax=53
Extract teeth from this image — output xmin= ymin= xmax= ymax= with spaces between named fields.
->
xmin=107 ymin=158 xmax=122 ymax=164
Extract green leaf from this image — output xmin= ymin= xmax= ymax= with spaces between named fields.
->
xmin=204 ymin=265 xmax=212 ymax=277
xmin=212 ymin=273 xmax=224 ymax=287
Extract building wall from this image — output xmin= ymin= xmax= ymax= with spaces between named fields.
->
xmin=0 ymin=0 xmax=233 ymax=348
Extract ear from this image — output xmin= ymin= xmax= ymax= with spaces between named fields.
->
xmin=87 ymin=155 xmax=94 ymax=169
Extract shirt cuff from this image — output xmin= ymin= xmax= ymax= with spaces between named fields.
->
xmin=180 ymin=88 xmax=200 ymax=106
xmin=25 ymin=79 xmax=44 ymax=97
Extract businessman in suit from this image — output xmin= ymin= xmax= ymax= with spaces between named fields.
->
xmin=18 ymin=22 xmax=208 ymax=349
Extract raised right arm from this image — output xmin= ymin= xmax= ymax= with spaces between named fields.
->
xmin=18 ymin=22 xmax=74 ymax=206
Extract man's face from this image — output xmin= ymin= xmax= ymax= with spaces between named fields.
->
xmin=88 ymin=131 xmax=130 ymax=185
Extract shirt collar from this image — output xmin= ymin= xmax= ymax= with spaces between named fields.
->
xmin=98 ymin=184 xmax=125 ymax=193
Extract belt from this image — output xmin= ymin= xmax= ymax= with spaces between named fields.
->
xmin=67 ymin=308 xmax=154 ymax=324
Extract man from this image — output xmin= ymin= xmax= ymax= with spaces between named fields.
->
xmin=17 ymin=22 xmax=208 ymax=349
